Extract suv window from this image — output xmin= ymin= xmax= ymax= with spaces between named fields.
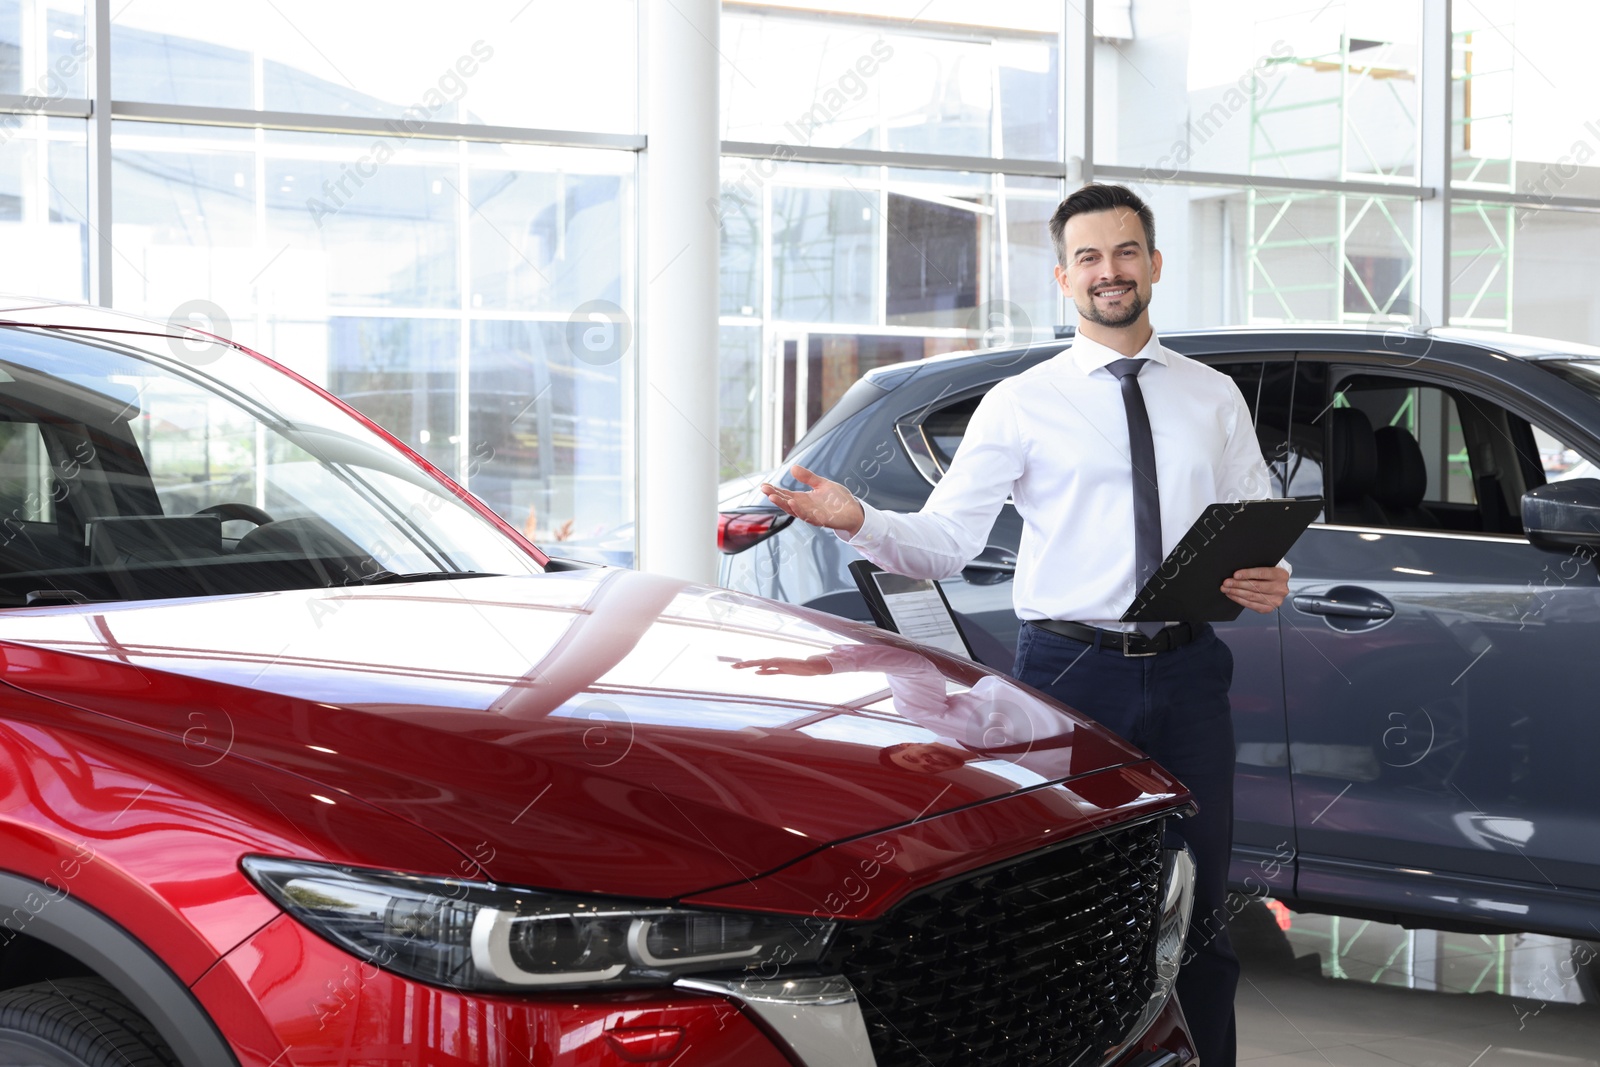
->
xmin=923 ymin=394 xmax=981 ymax=469
xmin=1533 ymin=425 xmax=1591 ymax=481
xmin=1327 ymin=371 xmax=1588 ymax=534
xmin=1334 ymin=379 xmax=1475 ymax=506
xmin=1211 ymin=358 xmax=1325 ymax=504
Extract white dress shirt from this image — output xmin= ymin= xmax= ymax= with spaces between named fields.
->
xmin=842 ymin=330 xmax=1279 ymax=629
xmin=821 ymin=643 xmax=1073 ymax=751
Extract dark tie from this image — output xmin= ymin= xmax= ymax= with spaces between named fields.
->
xmin=1107 ymin=358 xmax=1164 ymax=637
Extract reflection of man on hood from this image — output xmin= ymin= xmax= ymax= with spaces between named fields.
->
xmin=735 ymin=643 xmax=1075 ymax=773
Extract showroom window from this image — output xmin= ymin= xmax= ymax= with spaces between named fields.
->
xmin=716 ymin=2 xmax=1068 ymax=476
xmin=711 ymin=0 xmax=1600 ymax=489
xmin=6 ymin=1 xmax=1600 ymax=565
xmin=716 ymin=156 xmax=1063 ymax=474
xmin=0 ymin=0 xmax=642 ymax=561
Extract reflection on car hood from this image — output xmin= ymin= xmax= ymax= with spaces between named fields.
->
xmin=0 ymin=570 xmax=1152 ymax=898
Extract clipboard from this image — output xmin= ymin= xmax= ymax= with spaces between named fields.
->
xmin=1122 ymin=498 xmax=1322 ymax=624
xmin=848 ymin=560 xmax=976 ymax=660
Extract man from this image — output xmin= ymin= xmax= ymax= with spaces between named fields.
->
xmin=758 ymin=182 xmax=1289 ymax=1067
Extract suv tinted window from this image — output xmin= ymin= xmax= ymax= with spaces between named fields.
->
xmin=1325 ymin=370 xmax=1590 ymax=534
xmin=924 ymin=394 xmax=982 ymax=468
xmin=1334 ymin=378 xmax=1475 ymax=506
xmin=1210 ymin=358 xmax=1324 ymax=504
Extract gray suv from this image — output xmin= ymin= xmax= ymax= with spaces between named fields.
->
xmin=720 ymin=325 xmax=1600 ymax=943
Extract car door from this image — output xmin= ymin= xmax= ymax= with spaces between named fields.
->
xmin=1197 ymin=357 xmax=1297 ymax=895
xmin=1279 ymin=355 xmax=1600 ymax=918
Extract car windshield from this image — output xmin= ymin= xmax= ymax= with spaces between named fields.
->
xmin=0 ymin=324 xmax=541 ymax=607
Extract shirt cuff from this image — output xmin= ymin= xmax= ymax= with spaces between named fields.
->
xmin=838 ymin=501 xmax=888 ymax=547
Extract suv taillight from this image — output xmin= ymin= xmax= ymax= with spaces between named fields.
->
xmin=717 ymin=510 xmax=793 ymax=554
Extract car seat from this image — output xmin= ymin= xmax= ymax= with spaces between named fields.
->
xmin=1371 ymin=426 xmax=1439 ymax=528
xmin=1326 ymin=408 xmax=1388 ymax=526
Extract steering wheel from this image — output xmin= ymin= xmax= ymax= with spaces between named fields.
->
xmin=194 ymin=502 xmax=276 ymax=527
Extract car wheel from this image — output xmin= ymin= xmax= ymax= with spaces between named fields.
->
xmin=0 ymin=978 xmax=179 ymax=1067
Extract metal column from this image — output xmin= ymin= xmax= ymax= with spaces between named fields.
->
xmin=638 ymin=0 xmax=721 ymax=583
xmin=86 ymin=0 xmax=112 ymax=306
xmin=1417 ymin=0 xmax=1453 ymax=329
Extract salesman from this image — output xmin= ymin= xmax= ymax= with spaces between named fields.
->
xmin=758 ymin=183 xmax=1288 ymax=1067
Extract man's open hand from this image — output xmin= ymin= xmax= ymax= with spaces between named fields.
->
xmin=1222 ymin=566 xmax=1289 ymax=613
xmin=732 ymin=656 xmax=833 ymax=677
xmin=759 ymin=465 xmax=866 ymax=538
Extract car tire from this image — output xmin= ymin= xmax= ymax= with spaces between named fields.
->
xmin=0 ymin=977 xmax=180 ymax=1067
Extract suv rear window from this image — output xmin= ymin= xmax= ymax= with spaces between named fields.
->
xmin=923 ymin=394 xmax=982 ymax=467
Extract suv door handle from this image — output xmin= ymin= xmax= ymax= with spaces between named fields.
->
xmin=1292 ymin=585 xmax=1395 ymax=631
xmin=1292 ymin=595 xmax=1392 ymax=619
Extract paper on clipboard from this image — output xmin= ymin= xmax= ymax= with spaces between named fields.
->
xmin=848 ymin=561 xmax=975 ymax=659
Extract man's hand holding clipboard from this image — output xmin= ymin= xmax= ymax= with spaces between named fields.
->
xmin=1124 ymin=499 xmax=1321 ymax=623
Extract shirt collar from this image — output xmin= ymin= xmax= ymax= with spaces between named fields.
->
xmin=1064 ymin=329 xmax=1168 ymax=376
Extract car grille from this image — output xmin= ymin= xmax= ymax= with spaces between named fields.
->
xmin=828 ymin=818 xmax=1166 ymax=1067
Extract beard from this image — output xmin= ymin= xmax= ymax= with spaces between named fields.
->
xmin=1077 ymin=281 xmax=1147 ymax=328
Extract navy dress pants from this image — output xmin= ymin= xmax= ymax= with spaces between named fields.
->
xmin=1013 ymin=621 xmax=1238 ymax=1067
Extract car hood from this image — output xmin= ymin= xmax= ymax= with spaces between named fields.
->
xmin=0 ymin=569 xmax=1154 ymax=899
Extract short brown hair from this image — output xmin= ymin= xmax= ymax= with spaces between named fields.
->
xmin=1049 ymin=183 xmax=1157 ymax=265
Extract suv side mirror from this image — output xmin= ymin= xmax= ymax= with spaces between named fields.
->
xmin=1522 ymin=478 xmax=1600 ymax=550
xmin=960 ymin=544 xmax=1016 ymax=586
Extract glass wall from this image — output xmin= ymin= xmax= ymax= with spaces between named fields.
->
xmin=713 ymin=0 xmax=1600 ymax=484
xmin=721 ymin=3 xmax=1060 ymax=160
xmin=0 ymin=0 xmax=88 ymax=299
xmin=1445 ymin=0 xmax=1600 ymax=342
xmin=1098 ymin=0 xmax=1422 ymax=183
xmin=6 ymin=0 xmax=640 ymax=562
xmin=109 ymin=123 xmax=635 ymax=547
xmin=1449 ymin=0 xmax=1599 ymax=197
xmin=109 ymin=1 xmax=637 ymax=132
xmin=719 ymin=2 xmax=1069 ymax=476
xmin=716 ymin=156 xmax=1061 ymax=465
xmin=6 ymin=0 xmax=1600 ymax=564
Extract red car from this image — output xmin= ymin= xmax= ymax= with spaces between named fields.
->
xmin=0 ymin=301 xmax=1196 ymax=1067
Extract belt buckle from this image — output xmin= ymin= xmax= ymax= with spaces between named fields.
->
xmin=1121 ymin=631 xmax=1159 ymax=657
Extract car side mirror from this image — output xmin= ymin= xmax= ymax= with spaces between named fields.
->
xmin=1521 ymin=478 xmax=1600 ymax=551
xmin=961 ymin=544 xmax=1016 ymax=586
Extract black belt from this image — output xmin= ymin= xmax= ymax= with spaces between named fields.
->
xmin=1028 ymin=619 xmax=1200 ymax=657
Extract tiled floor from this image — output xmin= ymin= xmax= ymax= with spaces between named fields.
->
xmin=1232 ymin=901 xmax=1600 ymax=1067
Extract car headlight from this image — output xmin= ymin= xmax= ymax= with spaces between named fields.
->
xmin=1151 ymin=846 xmax=1196 ymax=994
xmin=243 ymin=857 xmax=836 ymax=992
xmin=1103 ymin=845 xmax=1196 ymax=1062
